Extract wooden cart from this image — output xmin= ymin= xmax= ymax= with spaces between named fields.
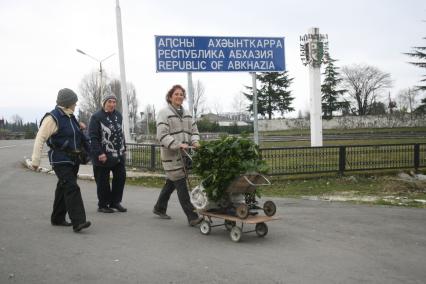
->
xmin=198 ymin=210 xmax=280 ymax=242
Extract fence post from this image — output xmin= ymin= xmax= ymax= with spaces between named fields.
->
xmin=339 ymin=146 xmax=346 ymax=175
xmin=414 ymin=144 xmax=420 ymax=172
xmin=150 ymin=144 xmax=156 ymax=171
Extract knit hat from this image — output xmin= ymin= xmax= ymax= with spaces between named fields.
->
xmin=102 ymin=93 xmax=117 ymax=106
xmin=56 ymin=88 xmax=78 ymax=108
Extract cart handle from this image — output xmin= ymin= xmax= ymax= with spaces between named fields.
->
xmin=181 ymin=147 xmax=195 ymax=161
xmin=242 ymin=174 xmax=271 ymax=186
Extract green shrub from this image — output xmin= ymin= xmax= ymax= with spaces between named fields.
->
xmin=197 ymin=118 xmax=220 ymax=132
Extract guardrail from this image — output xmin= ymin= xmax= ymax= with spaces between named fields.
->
xmin=125 ymin=143 xmax=426 ymax=175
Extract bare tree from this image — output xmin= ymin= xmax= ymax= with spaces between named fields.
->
xmin=397 ymin=88 xmax=421 ymax=114
xmin=141 ymin=104 xmax=156 ymax=135
xmin=193 ymin=80 xmax=206 ymax=119
xmin=109 ymin=79 xmax=121 ymax=111
xmin=211 ymin=101 xmax=223 ymax=116
xmin=109 ymin=80 xmax=139 ymax=132
xmin=78 ymin=72 xmax=138 ymax=127
xmin=78 ymin=71 xmax=109 ymax=117
xmin=127 ymin=84 xmax=139 ymax=133
xmin=232 ymin=92 xmax=249 ymax=120
xmin=232 ymin=92 xmax=247 ymax=112
xmin=341 ymin=64 xmax=392 ymax=115
xmin=144 ymin=104 xmax=156 ymax=122
xmin=11 ymin=114 xmax=23 ymax=126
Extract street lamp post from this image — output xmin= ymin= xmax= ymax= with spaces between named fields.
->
xmin=115 ymin=0 xmax=132 ymax=143
xmin=76 ymin=49 xmax=115 ymax=104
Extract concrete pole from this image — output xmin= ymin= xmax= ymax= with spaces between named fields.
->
xmin=308 ymin=27 xmax=323 ymax=147
xmin=115 ymin=0 xmax=131 ymax=143
xmin=251 ymin=72 xmax=259 ymax=145
xmin=309 ymin=64 xmax=323 ymax=146
xmin=187 ymin=72 xmax=194 ymax=117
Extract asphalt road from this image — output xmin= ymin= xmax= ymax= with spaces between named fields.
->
xmin=1 ymin=140 xmax=426 ymax=284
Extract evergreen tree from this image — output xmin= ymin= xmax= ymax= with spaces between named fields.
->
xmin=405 ymin=36 xmax=426 ymax=90
xmin=321 ymin=56 xmax=347 ymax=118
xmin=415 ymin=97 xmax=426 ymax=114
xmin=244 ymin=71 xmax=294 ymax=119
xmin=368 ymin=101 xmax=387 ymax=115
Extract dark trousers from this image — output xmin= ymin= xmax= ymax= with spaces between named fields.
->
xmin=52 ymin=164 xmax=86 ymax=226
xmin=154 ymin=178 xmax=198 ymax=221
xmin=93 ymin=162 xmax=126 ymax=208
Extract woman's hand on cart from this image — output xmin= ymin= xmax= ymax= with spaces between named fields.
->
xmin=192 ymin=141 xmax=200 ymax=149
xmin=179 ymin=143 xmax=190 ymax=150
xmin=180 ymin=143 xmax=199 ymax=150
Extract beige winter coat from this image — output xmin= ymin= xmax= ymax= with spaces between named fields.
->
xmin=156 ymin=104 xmax=200 ymax=181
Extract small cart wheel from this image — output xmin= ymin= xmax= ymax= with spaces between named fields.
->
xmin=255 ymin=222 xmax=268 ymax=237
xmin=263 ymin=201 xmax=276 ymax=216
xmin=224 ymin=220 xmax=236 ymax=231
xmin=230 ymin=226 xmax=242 ymax=242
xmin=236 ymin=204 xmax=249 ymax=219
xmin=199 ymin=220 xmax=211 ymax=235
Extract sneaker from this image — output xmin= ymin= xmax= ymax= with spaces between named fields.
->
xmin=110 ymin=203 xmax=127 ymax=212
xmin=98 ymin=207 xmax=114 ymax=213
xmin=152 ymin=208 xmax=171 ymax=219
xmin=189 ymin=216 xmax=203 ymax=226
xmin=73 ymin=221 xmax=91 ymax=232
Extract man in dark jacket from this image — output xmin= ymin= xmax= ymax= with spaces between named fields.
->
xmin=89 ymin=93 xmax=127 ymax=213
xmin=31 ymin=88 xmax=91 ymax=233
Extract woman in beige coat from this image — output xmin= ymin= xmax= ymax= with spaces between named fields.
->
xmin=153 ymin=84 xmax=203 ymax=226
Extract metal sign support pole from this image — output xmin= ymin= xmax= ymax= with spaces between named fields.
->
xmin=251 ymin=72 xmax=259 ymax=145
xmin=187 ymin=72 xmax=194 ymax=117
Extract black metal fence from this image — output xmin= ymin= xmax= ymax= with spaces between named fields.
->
xmin=125 ymin=143 xmax=162 ymax=171
xmin=125 ymin=143 xmax=426 ymax=176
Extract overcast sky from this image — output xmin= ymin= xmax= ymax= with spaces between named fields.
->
xmin=0 ymin=0 xmax=425 ymax=123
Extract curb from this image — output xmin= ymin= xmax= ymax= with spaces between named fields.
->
xmin=23 ymin=158 xmax=165 ymax=181
xmin=24 ymin=158 xmax=94 ymax=180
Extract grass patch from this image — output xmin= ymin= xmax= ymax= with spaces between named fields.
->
xmin=126 ymin=176 xmax=165 ymax=188
xmin=261 ymin=138 xmax=426 ymax=148
xmin=257 ymin=173 xmax=426 ymax=208
xmin=125 ymin=171 xmax=426 ymax=208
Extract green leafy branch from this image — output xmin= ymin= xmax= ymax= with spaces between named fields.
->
xmin=192 ymin=135 xmax=268 ymax=202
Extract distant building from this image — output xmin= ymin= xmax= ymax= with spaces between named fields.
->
xmin=220 ymin=111 xmax=251 ymax=122
xmin=199 ymin=112 xmax=251 ymax=125
xmin=217 ymin=121 xmax=250 ymax=127
xmin=199 ymin=112 xmax=251 ymax=126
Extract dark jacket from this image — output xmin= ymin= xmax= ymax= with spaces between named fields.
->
xmin=89 ymin=109 xmax=126 ymax=167
xmin=43 ymin=107 xmax=89 ymax=165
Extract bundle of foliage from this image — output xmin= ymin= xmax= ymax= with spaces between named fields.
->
xmin=192 ymin=135 xmax=268 ymax=202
